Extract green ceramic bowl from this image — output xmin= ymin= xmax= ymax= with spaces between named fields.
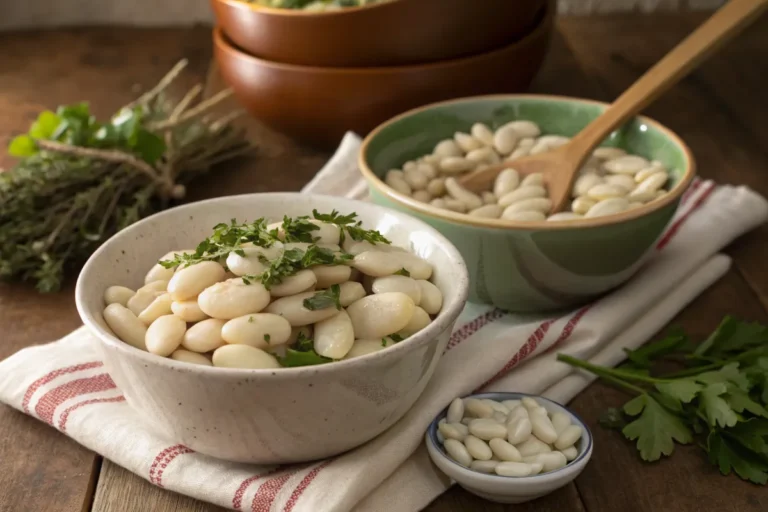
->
xmin=359 ymin=95 xmax=696 ymax=312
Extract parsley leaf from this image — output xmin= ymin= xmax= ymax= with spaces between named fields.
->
xmin=700 ymin=383 xmax=739 ymax=428
xmin=622 ymin=394 xmax=693 ymax=461
xmin=277 ymin=330 xmax=332 ymax=367
xmin=310 ymin=209 xmax=391 ymax=245
xmin=303 ymin=285 xmax=341 ymax=311
xmin=622 ymin=329 xmax=689 ymax=369
xmin=708 ymin=430 xmax=768 ymax=484
xmin=282 ymin=215 xmax=320 ymax=243
xmin=264 ymin=334 xmax=271 ymax=344
xmin=389 ymin=333 xmax=405 ymax=342
xmin=695 ymin=316 xmax=768 ymax=358
xmin=725 ymin=384 xmax=768 ymax=418
xmin=696 ymin=363 xmax=751 ymax=392
xmin=394 ymin=268 xmax=410 ymax=277
xmin=655 ymin=379 xmax=703 ymax=403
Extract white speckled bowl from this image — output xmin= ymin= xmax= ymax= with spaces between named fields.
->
xmin=76 ymin=193 xmax=469 ymax=464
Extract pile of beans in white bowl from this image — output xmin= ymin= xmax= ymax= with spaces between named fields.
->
xmin=437 ymin=396 xmax=583 ymax=477
xmin=383 ymin=119 xmax=672 ymax=221
xmin=101 ymin=211 xmax=443 ymax=369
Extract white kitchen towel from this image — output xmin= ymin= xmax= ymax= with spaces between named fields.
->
xmin=0 ymin=131 xmax=766 ymax=512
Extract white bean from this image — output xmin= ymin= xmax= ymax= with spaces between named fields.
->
xmin=604 ymin=173 xmax=637 ymax=191
xmin=505 ymin=120 xmax=541 ymax=138
xmin=454 ymin=132 xmax=483 ymax=152
xmin=635 ymin=164 xmax=665 ymax=183
xmin=287 ymin=325 xmax=312 ymax=344
xmin=426 ymin=178 xmax=446 ymax=197
xmin=171 ymin=299 xmax=209 ymax=323
xmin=398 ymin=306 xmax=431 ymax=338
xmin=314 ymin=310 xmax=355 ymax=359
xmin=502 ymin=399 xmax=521 ymax=411
xmin=627 ymin=190 xmax=656 ymax=203
xmin=495 ymin=461 xmax=532 ymax=477
xmin=531 ymin=451 xmax=567 ymax=472
xmin=126 ymin=289 xmax=162 ymax=316
xmin=352 ymin=251 xmax=432 ymax=279
xmin=502 ymin=198 xmax=552 ymax=215
xmin=284 ymin=242 xmax=340 ymax=253
xmin=445 ymin=178 xmax=483 ymax=210
xmin=403 ymin=161 xmax=417 ymax=172
xmin=489 ymin=438 xmax=523 ymax=462
xmin=336 ymin=281 xmax=365 ymax=307
xmin=572 ymin=196 xmax=597 ymax=215
xmin=198 ymin=279 xmax=271 ymax=320
xmin=561 ymin=446 xmax=579 ymax=461
xmin=469 ymin=204 xmax=502 ymax=218
xmin=221 ymin=313 xmax=292 ymax=349
xmin=507 ymin=405 xmax=529 ymax=423
xmin=520 ymin=173 xmax=545 ymax=188
xmin=538 ymin=135 xmax=570 ymax=148
xmin=528 ymin=462 xmax=544 ymax=475
xmin=466 ymin=146 xmax=500 ymax=165
xmin=168 ymin=261 xmax=226 ymax=301
xmin=346 ymin=292 xmax=415 ymax=339
xmin=103 ymin=303 xmax=147 ymax=350
xmin=212 ymin=344 xmax=280 ymax=369
xmin=498 ymin=185 xmax=546 ymax=208
xmin=471 ymin=123 xmax=495 ymax=145
xmin=226 ymin=243 xmax=283 ymax=277
xmin=555 ymin=425 xmax=583 ymax=450
xmin=417 ymin=163 xmax=438 ymax=179
xmin=416 ymin=280 xmax=443 ymax=315
xmin=144 ymin=262 xmax=175 ymax=285
xmin=138 ymin=280 xmax=168 ymax=294
xmin=502 ymin=210 xmax=546 ymax=222
xmin=585 ymin=197 xmax=630 ymax=218
xmin=573 ymin=173 xmax=603 ymax=197
xmin=530 ymin=412 xmax=559 ymax=444
xmin=521 ymin=397 xmax=541 ymax=410
xmin=493 ymin=125 xmax=519 ymax=155
xmin=341 ymin=238 xmax=403 ymax=256
xmin=412 ymin=190 xmax=432 ymax=203
xmin=551 ymin=412 xmax=571 ymax=435
xmin=443 ymin=198 xmax=467 ymax=213
xmin=439 ymin=422 xmax=466 ymax=441
xmin=631 ymin=171 xmax=668 ymax=198
xmin=104 ymin=286 xmax=135 ymax=307
xmin=145 ymin=315 xmax=186 ymax=357
xmin=587 ymin=183 xmax=629 ymax=200
xmin=265 ymin=291 xmax=341 ymax=326
xmin=372 ymin=275 xmax=421 ymax=304
xmin=170 ymin=349 xmax=212 ymax=366
xmin=592 ymin=147 xmax=627 ymax=160
xmin=182 ymin=318 xmax=226 ymax=353
xmin=439 ymin=157 xmax=475 ymax=174
xmin=465 ymin=398 xmax=494 ymax=418
xmin=385 ymin=172 xmax=412 ymax=195
xmin=343 ymin=338 xmax=390 ymax=359
xmin=307 ymin=220 xmax=341 ymax=246
xmin=468 ymin=419 xmax=508 ymax=441
xmin=434 ymin=139 xmax=463 ymax=158
xmin=269 ymin=269 xmax=317 ymax=297
xmin=444 ymin=439 xmax=473 ymax=467
xmin=464 ymin=435 xmax=493 ymax=461
xmin=507 ymin=145 xmax=531 ymax=160
xmin=516 ymin=436 xmax=551 ymax=457
xmin=311 ymin=265 xmax=351 ymax=289
xmin=506 ymin=417 xmax=532 ymax=445
xmin=483 ymin=399 xmax=509 ymax=414
xmin=470 ymin=460 xmax=499 ymax=474
xmin=403 ymin=168 xmax=428 ymax=190
xmin=481 ymin=191 xmax=497 ymax=205
xmin=447 ymin=398 xmax=464 ymax=424
xmin=137 ymin=293 xmax=173 ymax=325
xmin=603 ymin=155 xmax=650 ymax=174
xmin=547 ymin=212 xmax=583 ymax=222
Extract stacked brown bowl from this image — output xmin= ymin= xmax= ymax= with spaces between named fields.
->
xmin=211 ymin=0 xmax=555 ymax=147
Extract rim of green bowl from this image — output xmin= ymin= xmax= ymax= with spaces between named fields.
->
xmin=359 ymin=94 xmax=697 ymax=231
xmin=217 ymin=0 xmax=404 ymax=17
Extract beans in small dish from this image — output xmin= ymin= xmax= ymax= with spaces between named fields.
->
xmin=436 ymin=396 xmax=583 ymax=477
xmin=384 ymin=120 xmax=672 ymax=221
xmin=101 ymin=210 xmax=443 ymax=369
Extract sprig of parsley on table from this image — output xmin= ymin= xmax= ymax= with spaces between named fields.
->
xmin=559 ymin=316 xmax=768 ymax=484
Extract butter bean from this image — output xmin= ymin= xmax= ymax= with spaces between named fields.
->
xmin=222 ymin=313 xmax=292 ymax=349
xmin=530 ymin=412 xmax=559 ymax=444
xmin=171 ymin=299 xmax=209 ymax=323
xmin=501 ymin=399 xmax=521 ymax=411
xmin=439 ymin=422 xmax=468 ymax=441
xmin=308 ymin=220 xmax=341 ymax=246
xmin=555 ymin=425 xmax=583 ymax=450
xmin=168 ymin=261 xmax=226 ymax=301
xmin=445 ymin=178 xmax=483 ymax=210
xmin=265 ymin=291 xmax=341 ymax=326
xmin=416 ymin=280 xmax=442 ymax=315
xmin=593 ymin=147 xmax=627 ymax=160
xmin=481 ymin=191 xmax=497 ymax=204
xmin=417 ymin=163 xmax=437 ymax=179
xmin=493 ymin=124 xmax=519 ymax=155
xmin=314 ymin=310 xmax=355 ymax=359
xmin=352 ymin=251 xmax=432 ymax=280
xmin=404 ymin=168 xmax=428 ymax=190
xmin=502 ymin=197 xmax=552 ymax=215
xmin=444 ymin=439 xmax=473 ymax=467
xmin=470 ymin=123 xmax=495 ymax=145
xmin=531 ymin=451 xmax=567 ymax=472
xmin=516 ymin=436 xmax=551 ymax=457
xmin=502 ymin=210 xmax=546 ymax=222
xmin=104 ymin=286 xmax=135 ymax=307
xmin=585 ymin=197 xmax=630 ymax=218
xmin=137 ymin=293 xmax=173 ymax=325
xmin=604 ymin=173 xmax=637 ymax=191
xmin=483 ymin=399 xmax=509 ymax=414
xmin=505 ymin=121 xmax=541 ymax=138
xmin=385 ymin=172 xmax=412 ymax=195
xmin=469 ymin=204 xmax=502 ymax=218
xmin=287 ymin=325 xmax=312 ymax=344
xmin=587 ymin=183 xmax=629 ymax=200
xmin=198 ymin=279 xmax=271 ymax=320
xmin=489 ymin=438 xmax=522 ymax=462
xmin=464 ymin=435 xmax=493 ymax=460
xmin=631 ymin=171 xmax=668 ymax=198
xmin=269 ymin=269 xmax=317 ymax=297
xmin=520 ymin=172 xmax=544 ymax=188
xmin=335 ymin=281 xmax=365 ymax=307
xmin=528 ymin=462 xmax=544 ymax=475
xmin=521 ymin=399 xmax=540 ymax=413
xmin=573 ymin=173 xmax=603 ymax=197
xmin=311 ymin=265 xmax=351 ymax=289
xmin=465 ymin=398 xmax=494 ymax=418
xmin=603 ymin=155 xmax=650 ymax=174
xmin=343 ymin=338 xmax=390 ymax=359
xmin=372 ymin=275 xmax=421 ymax=304
xmin=547 ymin=212 xmax=583 ymax=222
xmin=146 ymin=315 xmax=186 ymax=357
xmin=507 ymin=405 xmax=529 ymax=423
xmin=455 ymin=132 xmax=483 ymax=152
xmin=103 ymin=303 xmax=147 ymax=350
xmin=506 ymin=417 xmax=532 ymax=445
xmin=470 ymin=460 xmax=499 ymax=474
xmin=182 ymin=318 xmax=226 ymax=353
xmin=627 ymin=190 xmax=656 ymax=203
xmin=469 ymin=418 xmax=508 ymax=441
xmin=466 ymin=146 xmax=500 ymax=165
xmin=635 ymin=164 xmax=666 ymax=183
xmin=412 ymin=190 xmax=432 ymax=203
xmin=398 ymin=306 xmax=431 ymax=338
xmin=561 ymin=446 xmax=579 ymax=461
xmin=226 ymin=243 xmax=283 ymax=277
xmin=170 ymin=349 xmax=213 ymax=366
xmin=447 ymin=397 xmax=465 ymax=424
xmin=212 ymin=344 xmax=280 ymax=369
xmin=347 ymin=292 xmax=415 ymax=339
xmin=443 ymin=198 xmax=467 ymax=213
xmin=495 ymin=461 xmax=532 ymax=477
xmin=403 ymin=161 xmax=417 ymax=172
xmin=440 ymin=157 xmax=475 ymax=174
xmin=144 ymin=262 xmax=175 ymax=285
xmin=434 ymin=139 xmax=463 ymax=158
xmin=126 ymin=288 xmax=162 ymax=316
xmin=551 ymin=412 xmax=572 ymax=435
xmin=498 ymin=185 xmax=546 ymax=208
xmin=426 ymin=178 xmax=446 ymax=197
xmin=572 ymin=196 xmax=597 ymax=215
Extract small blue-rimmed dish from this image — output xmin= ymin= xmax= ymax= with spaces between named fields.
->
xmin=425 ymin=392 xmax=593 ymax=504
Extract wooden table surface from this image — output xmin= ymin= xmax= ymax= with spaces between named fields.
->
xmin=1 ymin=13 xmax=768 ymax=512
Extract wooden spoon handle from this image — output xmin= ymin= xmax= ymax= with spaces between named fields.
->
xmin=564 ymin=0 xmax=768 ymax=162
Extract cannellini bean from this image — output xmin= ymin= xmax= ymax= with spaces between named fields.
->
xmin=466 ymin=146 xmax=500 ymax=165
xmin=170 ymin=349 xmax=213 ymax=366
xmin=212 ymin=344 xmax=280 ymax=369
xmin=502 ymin=197 xmax=552 ymax=215
xmin=506 ymin=417 xmax=532 ymax=445
xmin=103 ymin=303 xmax=147 ymax=350
xmin=137 ymin=293 xmax=173 ymax=325
xmin=493 ymin=124 xmax=519 ymax=155
xmin=269 ymin=269 xmax=317 ymax=297
xmin=445 ymin=178 xmax=483 ymax=210
xmin=471 ymin=123 xmax=495 ymax=146
xmin=507 ymin=405 xmax=529 ymax=423
xmin=454 ymin=132 xmax=483 ymax=152
xmin=603 ymin=173 xmax=637 ymax=191
xmin=104 ymin=286 xmax=135 ymax=307
xmin=531 ymin=451 xmax=567 ymax=472
xmin=469 ymin=204 xmax=502 ymax=218
xmin=521 ymin=397 xmax=541 ymax=410
xmin=399 ymin=306 xmax=431 ymax=337
xmin=481 ymin=191 xmax=497 ymax=205
xmin=341 ymin=238 xmax=404 ymax=256
xmin=627 ymin=201 xmax=645 ymax=210
xmin=372 ymin=275 xmax=421 ymax=304
xmin=198 ymin=279 xmax=271 ymax=320
xmin=464 ymin=398 xmax=494 ymax=418
xmin=403 ymin=168 xmax=428 ymax=190
xmin=347 ymin=292 xmax=415 ymax=339
xmin=520 ymin=173 xmax=544 ymax=188
xmin=126 ymin=289 xmax=162 ymax=316
xmin=447 ymin=398 xmax=465 ymax=424
xmin=505 ymin=121 xmax=541 ymax=138
xmin=344 ymin=338 xmax=391 ymax=359
xmin=443 ymin=198 xmax=467 ymax=213
xmin=627 ymin=190 xmax=656 ymax=203
xmin=483 ymin=399 xmax=509 ymax=414
xmin=444 ymin=439 xmax=473 ymax=467
xmin=489 ymin=438 xmax=523 ymax=462
xmin=144 ymin=262 xmax=175 ymax=285
xmin=352 ymin=251 xmax=432 ymax=279
xmin=416 ymin=280 xmax=443 ymax=315
xmin=502 ymin=210 xmax=546 ymax=222
xmin=502 ymin=399 xmax=521 ymax=410
xmin=495 ymin=461 xmax=532 ymax=477
xmin=222 ymin=313 xmax=292 ymax=349
xmin=573 ymin=173 xmax=603 ymax=197
xmin=551 ymin=412 xmax=572 ymax=435
xmin=603 ymin=155 xmax=650 ymax=174
xmin=182 ymin=318 xmax=226 ymax=353
xmin=498 ymin=185 xmax=546 ymax=207
xmin=593 ymin=147 xmax=627 ymax=160
xmin=585 ymin=197 xmax=630 ymax=218
xmin=470 ymin=460 xmax=499 ymax=474
xmin=426 ymin=178 xmax=446 ymax=197
xmin=433 ymin=139 xmax=463 ymax=158
xmin=464 ymin=435 xmax=493 ymax=461
xmin=337 ymin=281 xmax=366 ymax=307
xmin=314 ymin=310 xmax=355 ymax=359
xmin=417 ymin=163 xmax=437 ymax=179
xmin=308 ymin=220 xmax=341 ymax=245
xmin=311 ymin=265 xmax=352 ymax=289
xmin=516 ymin=436 xmax=552 ymax=457
xmin=635 ymin=164 xmax=665 ymax=183
xmin=561 ymin=446 xmax=579 ymax=461
xmin=547 ymin=212 xmax=583 ymax=222
xmin=287 ymin=325 xmax=312 ymax=344
xmin=631 ymin=171 xmax=668 ymax=197
xmin=412 ymin=190 xmax=432 ymax=203
xmin=528 ymin=462 xmax=544 ymax=475
xmin=226 ymin=243 xmax=283 ymax=277
xmin=530 ymin=412 xmax=559 ymax=444
xmin=439 ymin=422 xmax=468 ymax=441
xmin=468 ymin=419 xmax=508 ymax=441
xmin=572 ymin=196 xmax=597 ymax=215
xmin=538 ymin=135 xmax=570 ymax=148
xmin=385 ymin=171 xmax=412 ymax=195
xmin=587 ymin=183 xmax=629 ymax=200
xmin=440 ymin=157 xmax=475 ymax=174
xmin=403 ymin=161 xmax=417 ymax=172
xmin=265 ymin=291 xmax=341 ymax=326
xmin=555 ymin=425 xmax=583 ymax=450
xmin=146 ymin=315 xmax=186 ymax=357
xmin=138 ymin=280 xmax=168 ymax=294
xmin=168 ymin=261 xmax=226 ymax=301
xmin=171 ymin=299 xmax=209 ymax=322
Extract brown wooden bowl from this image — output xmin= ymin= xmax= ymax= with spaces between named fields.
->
xmin=214 ymin=0 xmax=556 ymax=148
xmin=210 ymin=0 xmax=546 ymax=68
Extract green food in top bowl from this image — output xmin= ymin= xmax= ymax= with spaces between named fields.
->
xmin=359 ymin=95 xmax=696 ymax=312
xmin=244 ymin=0 xmax=393 ymax=10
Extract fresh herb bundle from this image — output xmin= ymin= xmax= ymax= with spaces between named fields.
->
xmin=558 ymin=316 xmax=768 ymax=484
xmin=1 ymin=60 xmax=252 ymax=292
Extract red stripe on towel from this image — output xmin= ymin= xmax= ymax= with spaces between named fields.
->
xmin=34 ymin=373 xmax=116 ymax=425
xmin=478 ymin=320 xmax=555 ymax=390
xmin=445 ymin=308 xmax=505 ymax=352
xmin=657 ymin=182 xmax=716 ymax=250
xmin=154 ymin=445 xmax=194 ymax=488
xmin=58 ymin=395 xmax=125 ymax=431
xmin=233 ymin=467 xmax=285 ymax=510
xmin=251 ymin=469 xmax=299 ymax=512
xmin=282 ymin=460 xmax=333 ymax=512
xmin=22 ymin=361 xmax=103 ymax=413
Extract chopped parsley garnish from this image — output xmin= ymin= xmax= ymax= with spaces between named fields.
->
xmin=278 ymin=331 xmax=332 ymax=367
xmin=394 ymin=268 xmax=410 ymax=277
xmin=303 ymin=284 xmax=342 ymax=311
xmin=264 ymin=334 xmax=271 ymax=343
xmin=282 ymin=215 xmax=320 ymax=243
xmin=389 ymin=333 xmax=405 ymax=342
xmin=312 ymin=209 xmax=391 ymax=245
xmin=248 ymin=316 xmax=254 ymax=323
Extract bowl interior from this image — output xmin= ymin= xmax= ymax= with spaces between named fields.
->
xmin=427 ymin=391 xmax=592 ymax=480
xmin=364 ymin=95 xmax=690 ymax=199
xmin=76 ymin=193 xmax=469 ymax=372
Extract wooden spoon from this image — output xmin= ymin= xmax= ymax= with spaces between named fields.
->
xmin=458 ymin=0 xmax=768 ymax=215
